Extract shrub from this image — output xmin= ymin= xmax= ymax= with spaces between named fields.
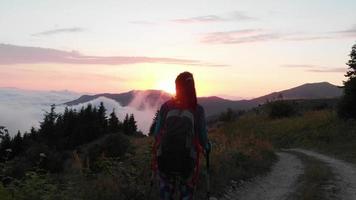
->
xmin=267 ymin=100 xmax=297 ymax=119
xmin=0 ymin=183 xmax=11 ymax=200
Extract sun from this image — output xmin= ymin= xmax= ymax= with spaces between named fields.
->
xmin=156 ymin=79 xmax=176 ymax=95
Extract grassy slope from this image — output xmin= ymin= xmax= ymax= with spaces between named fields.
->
xmin=133 ymin=109 xmax=354 ymax=199
xmin=221 ymin=110 xmax=356 ymax=200
xmin=228 ymin=110 xmax=356 ymax=164
xmin=0 ymin=128 xmax=277 ymax=200
xmin=127 ymin=127 xmax=277 ymax=199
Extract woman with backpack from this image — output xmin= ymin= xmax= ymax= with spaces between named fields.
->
xmin=152 ymin=71 xmax=210 ymax=200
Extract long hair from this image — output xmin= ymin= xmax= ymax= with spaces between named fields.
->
xmin=175 ymin=72 xmax=197 ymax=109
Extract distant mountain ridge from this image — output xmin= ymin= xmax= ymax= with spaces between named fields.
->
xmin=64 ymin=82 xmax=342 ymax=117
xmin=253 ymin=82 xmax=342 ymax=103
xmin=65 ymin=90 xmax=172 ymax=110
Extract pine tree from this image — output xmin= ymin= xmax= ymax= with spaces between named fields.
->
xmin=108 ymin=109 xmax=121 ymax=133
xmin=122 ymin=114 xmax=130 ymax=135
xmin=0 ymin=132 xmax=11 ymax=160
xmin=12 ymin=131 xmax=23 ymax=156
xmin=39 ymin=104 xmax=57 ymax=145
xmin=338 ymin=43 xmax=356 ymax=119
xmin=129 ymin=114 xmax=138 ymax=135
xmin=98 ymin=102 xmax=108 ymax=134
xmin=149 ymin=110 xmax=160 ymax=136
xmin=345 ymin=44 xmax=356 ymax=79
xmin=0 ymin=126 xmax=8 ymax=140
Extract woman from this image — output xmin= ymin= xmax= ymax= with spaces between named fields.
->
xmin=152 ymin=71 xmax=210 ymax=200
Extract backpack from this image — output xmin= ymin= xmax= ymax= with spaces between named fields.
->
xmin=157 ymin=108 xmax=198 ymax=179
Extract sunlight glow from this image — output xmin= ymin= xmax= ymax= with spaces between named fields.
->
xmin=156 ymin=79 xmax=176 ymax=95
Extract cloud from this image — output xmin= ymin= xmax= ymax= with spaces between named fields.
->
xmin=201 ymin=29 xmax=281 ymax=44
xmin=72 ymin=96 xmax=156 ymax=134
xmin=332 ymin=24 xmax=356 ymax=37
xmin=307 ymin=68 xmax=346 ymax=73
xmin=172 ymin=11 xmax=255 ymax=24
xmin=129 ymin=20 xmax=156 ymax=25
xmin=0 ymin=88 xmax=81 ymax=135
xmin=0 ymin=88 xmax=159 ymax=135
xmin=0 ymin=43 xmax=227 ymax=67
xmin=229 ymin=11 xmax=256 ymax=21
xmin=32 ymin=27 xmax=85 ymax=36
xmin=284 ymin=35 xmax=334 ymax=41
xmin=172 ymin=15 xmax=224 ymax=23
xmin=281 ymin=64 xmax=317 ymax=68
xmin=281 ymin=64 xmax=346 ymax=73
xmin=201 ymin=24 xmax=356 ymax=45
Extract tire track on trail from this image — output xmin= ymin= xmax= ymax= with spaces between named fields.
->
xmin=221 ymin=152 xmax=304 ymax=200
xmin=290 ymin=149 xmax=356 ymax=200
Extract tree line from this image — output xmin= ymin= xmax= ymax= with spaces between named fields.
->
xmin=0 ymin=103 xmax=140 ymax=173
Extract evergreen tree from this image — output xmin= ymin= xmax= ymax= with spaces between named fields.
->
xmin=12 ymin=131 xmax=23 ymax=156
xmin=0 ymin=126 xmax=8 ymax=140
xmin=39 ymin=104 xmax=57 ymax=143
xmin=122 ymin=114 xmax=130 ymax=135
xmin=129 ymin=114 xmax=138 ymax=135
xmin=345 ymin=43 xmax=356 ymax=79
xmin=149 ymin=110 xmax=160 ymax=136
xmin=0 ymin=132 xmax=11 ymax=159
xmin=338 ymin=43 xmax=356 ymax=119
xmin=108 ymin=109 xmax=121 ymax=133
xmin=98 ymin=102 xmax=108 ymax=133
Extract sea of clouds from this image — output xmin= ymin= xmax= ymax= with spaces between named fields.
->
xmin=0 ymin=88 xmax=157 ymax=136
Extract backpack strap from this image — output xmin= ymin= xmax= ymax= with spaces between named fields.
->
xmin=188 ymin=107 xmax=203 ymax=186
xmin=151 ymin=102 xmax=170 ymax=173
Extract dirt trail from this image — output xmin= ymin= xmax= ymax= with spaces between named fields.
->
xmin=290 ymin=148 xmax=356 ymax=200
xmin=221 ymin=152 xmax=303 ymax=200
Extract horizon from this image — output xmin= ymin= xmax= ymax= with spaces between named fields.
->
xmin=0 ymin=81 xmax=341 ymax=101
xmin=1 ymin=0 xmax=355 ymax=98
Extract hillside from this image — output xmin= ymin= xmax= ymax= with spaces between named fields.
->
xmin=65 ymin=90 xmax=172 ymax=110
xmin=64 ymin=82 xmax=342 ymax=117
xmin=252 ymin=82 xmax=342 ymax=104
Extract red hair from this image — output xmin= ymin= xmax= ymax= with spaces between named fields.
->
xmin=175 ymin=72 xmax=197 ymax=109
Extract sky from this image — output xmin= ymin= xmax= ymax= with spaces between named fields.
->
xmin=0 ymin=0 xmax=355 ymax=99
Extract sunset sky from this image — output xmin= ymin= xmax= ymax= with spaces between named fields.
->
xmin=1 ymin=0 xmax=356 ymax=99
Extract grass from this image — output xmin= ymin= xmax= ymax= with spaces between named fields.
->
xmin=0 ymin=127 xmax=276 ymax=200
xmin=128 ymin=126 xmax=277 ymax=199
xmin=200 ymin=125 xmax=277 ymax=198
xmin=223 ymin=110 xmax=356 ymax=164
xmin=287 ymin=151 xmax=338 ymax=200
xmin=15 ymin=109 xmax=356 ymax=199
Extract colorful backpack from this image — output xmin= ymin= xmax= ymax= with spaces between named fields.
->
xmin=154 ymin=105 xmax=202 ymax=182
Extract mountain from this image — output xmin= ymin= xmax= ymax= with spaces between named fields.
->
xmin=251 ymin=82 xmax=343 ymax=104
xmin=65 ymin=90 xmax=172 ymax=110
xmin=64 ymin=82 xmax=342 ymax=117
xmin=0 ymin=82 xmax=341 ymax=135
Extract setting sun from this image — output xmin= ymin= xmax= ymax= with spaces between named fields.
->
xmin=156 ymin=79 xmax=176 ymax=95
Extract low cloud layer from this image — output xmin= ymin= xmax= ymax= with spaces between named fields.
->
xmin=72 ymin=96 xmax=157 ymax=135
xmin=0 ymin=88 xmax=160 ymax=136
xmin=0 ymin=88 xmax=81 ymax=135
xmin=0 ymin=43 xmax=227 ymax=67
xmin=32 ymin=27 xmax=85 ymax=36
